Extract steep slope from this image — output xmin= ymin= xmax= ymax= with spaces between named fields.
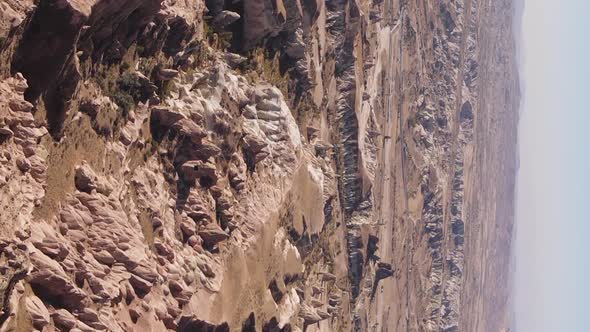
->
xmin=0 ymin=0 xmax=519 ymax=331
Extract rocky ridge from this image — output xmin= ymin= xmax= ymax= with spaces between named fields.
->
xmin=0 ymin=0 xmax=519 ymax=331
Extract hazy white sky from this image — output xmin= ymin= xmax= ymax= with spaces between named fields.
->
xmin=515 ymin=0 xmax=590 ymax=331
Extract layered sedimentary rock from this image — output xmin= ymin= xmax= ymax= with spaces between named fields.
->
xmin=0 ymin=0 xmax=518 ymax=331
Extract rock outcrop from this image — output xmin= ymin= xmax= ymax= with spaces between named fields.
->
xmin=0 ymin=0 xmax=519 ymax=331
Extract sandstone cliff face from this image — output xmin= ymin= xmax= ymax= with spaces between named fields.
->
xmin=0 ymin=0 xmax=518 ymax=331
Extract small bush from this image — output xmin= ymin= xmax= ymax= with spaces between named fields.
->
xmin=219 ymin=32 xmax=233 ymax=49
xmin=109 ymin=91 xmax=134 ymax=117
xmin=117 ymin=72 xmax=152 ymax=103
xmin=203 ymin=20 xmax=214 ymax=40
xmin=260 ymin=51 xmax=289 ymax=98
xmin=159 ymin=80 xmax=174 ymax=99
xmin=96 ymin=69 xmax=117 ymax=93
xmin=136 ymin=45 xmax=145 ymax=56
xmin=120 ymin=62 xmax=131 ymax=72
xmin=408 ymin=114 xmax=419 ymax=128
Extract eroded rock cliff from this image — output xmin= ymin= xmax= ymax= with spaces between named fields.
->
xmin=0 ymin=0 xmax=519 ymax=331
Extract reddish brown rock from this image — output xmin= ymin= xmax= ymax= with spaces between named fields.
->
xmin=51 ymin=309 xmax=77 ymax=330
xmin=129 ymin=274 xmax=153 ymax=294
xmin=172 ymin=118 xmax=207 ymax=143
xmin=8 ymin=98 xmax=33 ymax=112
xmin=93 ymin=250 xmax=115 ymax=265
xmin=0 ymin=127 xmax=14 ymax=138
xmin=180 ymin=218 xmax=197 ymax=237
xmin=198 ymin=223 xmax=229 ymax=248
xmin=16 ymin=157 xmax=31 ymax=172
xmin=32 ymin=239 xmax=69 ymax=261
xmin=151 ymin=106 xmax=186 ymax=127
xmin=25 ymin=296 xmax=50 ymax=329
xmin=179 ymin=160 xmax=218 ymax=184
xmin=27 ymin=271 xmax=87 ymax=310
xmin=157 ymin=68 xmax=179 ymax=81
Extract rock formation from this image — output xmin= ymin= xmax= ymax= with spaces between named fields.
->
xmin=0 ymin=0 xmax=519 ymax=331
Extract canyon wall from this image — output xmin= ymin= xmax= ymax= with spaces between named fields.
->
xmin=0 ymin=0 xmax=519 ymax=331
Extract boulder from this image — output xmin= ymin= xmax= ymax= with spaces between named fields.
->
xmin=171 ymin=118 xmax=206 ymax=143
xmin=74 ymin=162 xmax=112 ymax=195
xmin=228 ymin=163 xmax=246 ymax=191
xmin=180 ymin=218 xmax=196 ymax=237
xmin=111 ymin=249 xmax=133 ymax=265
xmin=151 ymin=106 xmax=186 ymax=127
xmin=157 ymin=68 xmax=179 ymax=81
xmin=10 ymin=73 xmax=29 ymax=94
xmin=93 ymin=250 xmax=116 ymax=265
xmin=187 ymin=235 xmax=202 ymax=247
xmin=169 ymin=280 xmax=191 ymax=304
xmin=242 ymin=134 xmax=268 ymax=153
xmin=77 ymin=308 xmax=100 ymax=324
xmin=130 ymin=263 xmax=159 ymax=283
xmin=154 ymin=241 xmax=174 ymax=258
xmin=129 ymin=274 xmax=153 ymax=294
xmin=16 ymin=157 xmax=31 ymax=172
xmin=27 ymin=271 xmax=87 ymax=310
xmin=119 ymin=127 xmax=133 ymax=145
xmin=79 ymin=98 xmax=101 ymax=117
xmin=242 ymin=134 xmax=270 ymax=164
xmin=299 ymin=303 xmax=325 ymax=324
xmin=74 ymin=163 xmax=98 ymax=193
xmin=32 ymin=239 xmax=69 ymax=261
xmin=196 ymin=142 xmax=221 ymax=159
xmin=224 ymin=52 xmax=247 ymax=68
xmin=212 ymin=11 xmax=240 ymax=30
xmin=182 ymin=189 xmax=215 ymax=222
xmin=198 ymin=223 xmax=229 ymax=247
xmin=0 ymin=126 xmax=14 ymax=138
xmin=87 ymin=275 xmax=119 ymax=300
xmin=51 ymin=309 xmax=77 ymax=330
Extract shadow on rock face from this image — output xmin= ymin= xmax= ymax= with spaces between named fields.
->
xmin=177 ymin=316 xmax=230 ymax=332
xmin=242 ymin=312 xmax=256 ymax=332
xmin=11 ymin=0 xmax=89 ymax=139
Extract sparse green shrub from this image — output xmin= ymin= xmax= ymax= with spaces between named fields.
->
xmin=149 ymin=137 xmax=158 ymax=151
xmin=136 ymin=45 xmax=145 ymax=56
xmin=203 ymin=20 xmax=214 ymax=40
xmin=260 ymin=52 xmax=289 ymax=97
xmin=293 ymin=94 xmax=316 ymax=129
xmin=96 ymin=69 xmax=118 ymax=93
xmin=159 ymin=80 xmax=174 ymax=99
xmin=109 ymin=91 xmax=134 ymax=117
xmin=120 ymin=62 xmax=131 ymax=72
xmin=408 ymin=114 xmax=419 ymax=128
xmin=219 ymin=32 xmax=233 ymax=49
xmin=117 ymin=72 xmax=152 ymax=102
